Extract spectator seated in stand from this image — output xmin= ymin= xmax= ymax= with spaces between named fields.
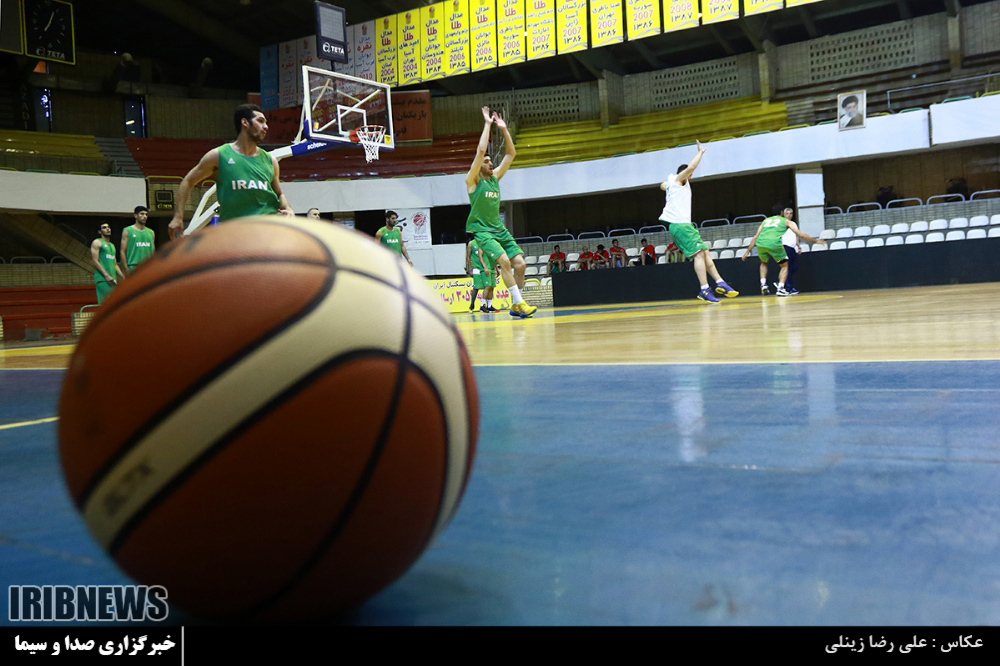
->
xmin=578 ymin=246 xmax=596 ymax=270
xmin=608 ymin=239 xmax=627 ymax=267
xmin=666 ymin=242 xmax=684 ymax=263
xmin=594 ymin=244 xmax=611 ymax=269
xmin=546 ymin=245 xmax=567 ymax=274
xmin=632 ymin=238 xmax=656 ymax=266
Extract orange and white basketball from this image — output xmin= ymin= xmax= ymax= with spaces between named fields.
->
xmin=58 ymin=217 xmax=479 ymax=622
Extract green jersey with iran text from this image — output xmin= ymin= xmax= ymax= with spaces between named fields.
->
xmin=379 ymin=226 xmax=404 ymax=255
xmin=757 ymin=215 xmax=788 ymax=249
xmin=124 ymin=225 xmax=155 ymax=267
xmin=466 ymin=175 xmax=503 ymax=233
xmin=216 ymin=143 xmax=280 ymax=221
xmin=94 ymin=240 xmax=116 ymax=281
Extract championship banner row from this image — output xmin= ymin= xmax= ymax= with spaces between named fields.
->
xmin=327 ymin=0 xmax=823 ymax=88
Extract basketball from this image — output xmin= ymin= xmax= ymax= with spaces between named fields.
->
xmin=57 ymin=216 xmax=479 ymax=622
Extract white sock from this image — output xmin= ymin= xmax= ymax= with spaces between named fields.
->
xmin=777 ymin=282 xmax=784 ymax=289
xmin=509 ymin=285 xmax=523 ymax=304
xmin=760 ymin=278 xmax=767 ymax=286
xmin=486 ymin=299 xmax=492 ymax=308
xmin=700 ymin=284 xmax=709 ymax=291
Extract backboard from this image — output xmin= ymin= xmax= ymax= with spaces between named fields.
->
xmin=301 ymin=65 xmax=394 ymax=151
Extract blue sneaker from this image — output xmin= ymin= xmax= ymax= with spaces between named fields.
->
xmin=698 ymin=288 xmax=721 ymax=303
xmin=714 ymin=281 xmax=739 ymax=298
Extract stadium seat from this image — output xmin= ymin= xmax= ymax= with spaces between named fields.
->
xmin=945 ymin=230 xmax=965 ymax=241
xmin=886 ymin=236 xmax=904 ymax=246
xmin=872 ymin=224 xmax=891 ymax=236
xmin=709 ymin=250 xmax=719 ymax=259
xmin=819 ymin=229 xmax=836 ymax=240
xmin=742 ymin=237 xmax=754 ymax=246
xmin=656 ymin=256 xmax=666 ymax=264
xmin=991 ymin=215 xmax=1000 ymax=226
xmin=835 ymin=228 xmax=854 ymax=239
xmin=904 ymin=234 xmax=924 ymax=244
xmin=925 ymin=232 xmax=945 ymax=243
xmin=811 ymin=243 xmax=828 ymax=252
xmin=989 ymin=227 xmax=1000 ymax=238
xmin=719 ymin=249 xmax=735 ymax=259
xmin=948 ymin=217 xmax=968 ymax=229
xmin=566 ymin=253 xmax=580 ymax=262
xmin=523 ymin=255 xmax=537 ymax=265
xmin=524 ymin=266 xmax=539 ymax=275
xmin=847 ymin=239 xmax=865 ymax=249
xmin=727 ymin=238 xmax=742 ymax=248
xmin=967 ymin=228 xmax=987 ymax=240
xmin=928 ymin=219 xmax=948 ymax=231
xmin=866 ymin=237 xmax=885 ymax=248
xmin=625 ymin=248 xmax=639 ymax=256
xmin=712 ymin=239 xmax=728 ymax=250
xmin=969 ymin=216 xmax=989 ymax=227
xmin=890 ymin=223 xmax=910 ymax=234
xmin=909 ymin=221 xmax=929 ymax=232
xmin=829 ymin=240 xmax=847 ymax=250
xmin=798 ymin=244 xmax=810 ymax=253
xmin=654 ymin=245 xmax=667 ymax=255
xmin=853 ymin=226 xmax=872 ymax=237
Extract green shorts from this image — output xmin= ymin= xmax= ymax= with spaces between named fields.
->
xmin=95 ymin=279 xmax=115 ymax=304
xmin=667 ymin=223 xmax=708 ymax=258
xmin=473 ymin=229 xmax=523 ymax=264
xmin=472 ymin=268 xmax=493 ymax=289
xmin=757 ymin=244 xmax=788 ymax=263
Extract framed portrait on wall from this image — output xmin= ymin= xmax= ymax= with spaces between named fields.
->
xmin=838 ymin=90 xmax=866 ymax=130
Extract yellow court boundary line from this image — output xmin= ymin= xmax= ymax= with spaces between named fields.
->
xmin=473 ymin=357 xmax=1000 ymax=367
xmin=0 ymin=416 xmax=59 ymax=431
xmin=0 ymin=344 xmax=75 ymax=358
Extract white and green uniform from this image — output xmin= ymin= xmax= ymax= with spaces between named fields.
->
xmin=94 ymin=240 xmax=117 ymax=304
xmin=215 ymin=143 xmax=280 ymax=221
xmin=756 ymin=215 xmax=788 ymax=263
xmin=660 ymin=173 xmax=707 ymax=257
xmin=123 ymin=225 xmax=155 ymax=270
xmin=379 ymin=225 xmax=404 ymax=255
xmin=466 ymin=176 xmax=522 ymax=263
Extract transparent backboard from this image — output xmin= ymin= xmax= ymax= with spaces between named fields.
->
xmin=301 ymin=65 xmax=394 ymax=150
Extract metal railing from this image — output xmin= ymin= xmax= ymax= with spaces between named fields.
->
xmin=886 ymin=72 xmax=1000 ymax=112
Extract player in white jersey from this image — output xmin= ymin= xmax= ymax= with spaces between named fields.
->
xmin=659 ymin=141 xmax=738 ymax=303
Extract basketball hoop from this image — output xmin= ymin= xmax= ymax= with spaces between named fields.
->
xmin=354 ymin=125 xmax=386 ymax=163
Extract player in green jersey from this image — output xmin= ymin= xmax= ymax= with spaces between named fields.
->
xmin=375 ymin=210 xmax=413 ymax=267
xmin=466 ymin=106 xmax=537 ymax=319
xmin=743 ymin=205 xmax=826 ymax=296
xmin=90 ymin=222 xmax=124 ymax=304
xmin=168 ymin=104 xmax=293 ymax=239
xmin=120 ymin=205 xmax=155 ymax=275
xmin=466 ymin=237 xmax=496 ymax=313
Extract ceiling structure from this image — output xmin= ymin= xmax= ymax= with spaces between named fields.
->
xmin=69 ymin=0 xmax=985 ymax=96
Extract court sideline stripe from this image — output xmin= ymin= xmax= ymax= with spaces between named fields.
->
xmin=0 ymin=416 xmax=59 ymax=431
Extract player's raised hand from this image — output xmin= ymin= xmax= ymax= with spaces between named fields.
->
xmin=482 ymin=106 xmax=493 ymax=123
xmin=168 ymin=216 xmax=184 ymax=240
xmin=697 ymin=140 xmax=706 ymax=153
xmin=492 ymin=112 xmax=507 ymax=129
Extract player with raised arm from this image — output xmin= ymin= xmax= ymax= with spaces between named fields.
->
xmin=168 ymin=104 xmax=293 ymax=239
xmin=660 ymin=142 xmax=738 ymax=303
xmin=466 ymin=106 xmax=536 ymax=318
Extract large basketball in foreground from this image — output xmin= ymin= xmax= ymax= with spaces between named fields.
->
xmin=58 ymin=217 xmax=479 ymax=622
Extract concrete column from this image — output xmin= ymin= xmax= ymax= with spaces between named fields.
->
xmin=598 ymin=70 xmax=624 ymax=128
xmin=794 ymin=167 xmax=825 ymax=239
xmin=758 ymin=41 xmax=778 ymax=103
xmin=947 ymin=16 xmax=962 ymax=72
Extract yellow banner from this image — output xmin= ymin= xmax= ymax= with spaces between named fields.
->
xmin=701 ymin=0 xmax=738 ymax=24
xmin=430 ymin=276 xmax=512 ymax=313
xmin=445 ymin=0 xmax=471 ymax=77
xmin=421 ymin=2 xmax=447 ymax=81
xmin=662 ymin=0 xmax=699 ymax=32
xmin=626 ymin=0 xmax=660 ymax=41
xmin=397 ymin=10 xmax=422 ymax=86
xmin=498 ymin=0 xmax=526 ymax=66
xmin=376 ymin=15 xmax=398 ymax=87
xmin=591 ymin=0 xmax=624 ymax=48
xmin=527 ymin=0 xmax=557 ymax=61
xmin=556 ymin=0 xmax=588 ymax=54
xmin=745 ymin=0 xmax=784 ymax=15
xmin=785 ymin=0 xmax=821 ymax=6
xmin=470 ymin=0 xmax=498 ymax=71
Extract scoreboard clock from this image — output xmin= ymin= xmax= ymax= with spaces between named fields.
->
xmin=24 ymin=0 xmax=75 ymax=65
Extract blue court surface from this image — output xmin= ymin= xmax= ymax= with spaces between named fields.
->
xmin=2 ymin=359 xmax=999 ymax=627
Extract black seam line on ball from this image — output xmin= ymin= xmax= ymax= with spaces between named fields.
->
xmin=104 ymin=347 xmax=403 ymax=557
xmin=75 ymin=245 xmax=337 ymax=510
xmin=76 ymin=257 xmax=331 ymax=349
xmin=338 ymin=266 xmax=452 ymax=329
xmin=237 ymin=257 xmax=419 ymax=622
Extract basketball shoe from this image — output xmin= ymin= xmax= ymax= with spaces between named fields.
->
xmin=510 ymin=302 xmax=538 ymax=318
xmin=714 ymin=281 xmax=739 ymax=298
xmin=698 ymin=288 xmax=721 ymax=303
xmin=775 ymin=286 xmax=790 ymax=297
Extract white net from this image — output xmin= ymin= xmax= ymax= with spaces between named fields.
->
xmin=356 ymin=125 xmax=386 ymax=163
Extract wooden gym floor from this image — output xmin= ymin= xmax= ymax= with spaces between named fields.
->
xmin=2 ymin=282 xmax=999 ymax=625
